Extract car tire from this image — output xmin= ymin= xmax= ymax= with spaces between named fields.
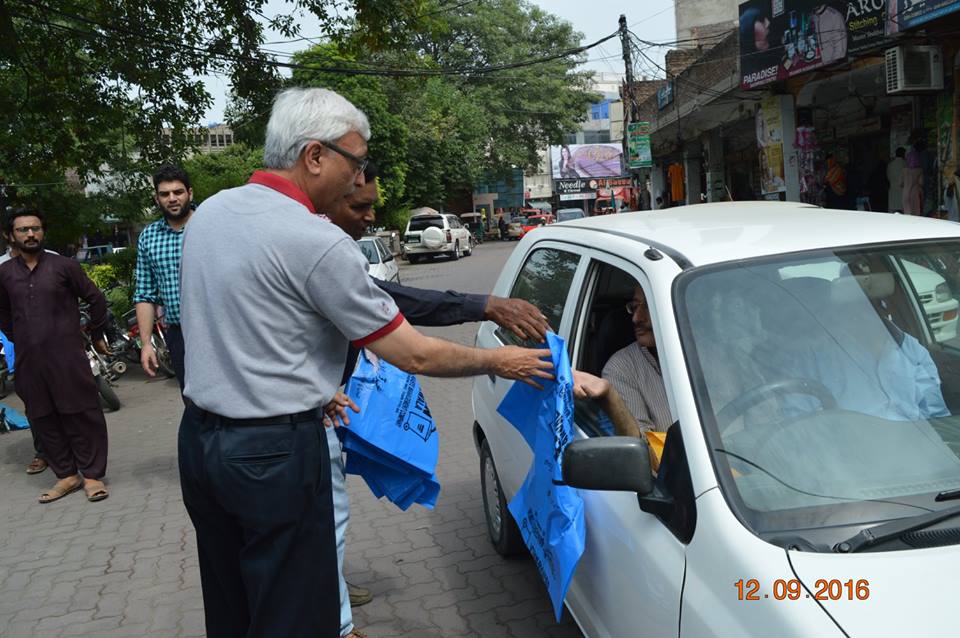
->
xmin=450 ymin=241 xmax=461 ymax=261
xmin=408 ymin=255 xmax=420 ymax=264
xmin=480 ymin=439 xmax=526 ymax=557
xmin=465 ymin=238 xmax=473 ymax=256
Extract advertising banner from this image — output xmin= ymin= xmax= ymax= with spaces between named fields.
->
xmin=738 ymin=0 xmax=887 ymax=90
xmin=550 ymin=143 xmax=624 ymax=180
xmin=627 ymin=122 xmax=653 ymax=169
xmin=757 ymin=95 xmax=787 ymax=194
xmin=887 ymin=0 xmax=960 ymax=33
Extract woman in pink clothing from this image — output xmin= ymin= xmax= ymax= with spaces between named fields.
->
xmin=902 ymin=141 xmax=925 ymax=215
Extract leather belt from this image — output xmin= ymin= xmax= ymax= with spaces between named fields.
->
xmin=200 ymin=408 xmax=319 ymax=428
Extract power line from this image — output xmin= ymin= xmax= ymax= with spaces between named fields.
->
xmin=9 ymin=3 xmax=618 ymax=79
xmin=628 ymin=3 xmax=675 ymax=29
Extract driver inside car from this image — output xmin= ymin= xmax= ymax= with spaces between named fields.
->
xmin=601 ymin=284 xmax=672 ymax=433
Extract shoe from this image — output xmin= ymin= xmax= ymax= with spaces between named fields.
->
xmin=348 ymin=582 xmax=373 ymax=607
xmin=26 ymin=457 xmax=48 ymax=474
xmin=345 ymin=630 xmax=368 ymax=638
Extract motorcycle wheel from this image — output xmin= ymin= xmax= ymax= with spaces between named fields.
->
xmin=96 ymin=376 xmax=121 ymax=411
xmin=152 ymin=336 xmax=176 ymax=379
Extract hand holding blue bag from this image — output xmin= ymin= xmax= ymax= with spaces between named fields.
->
xmin=497 ymin=332 xmax=585 ymax=621
xmin=341 ymin=349 xmax=440 ymax=510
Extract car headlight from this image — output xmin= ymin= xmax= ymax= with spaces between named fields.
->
xmin=936 ymin=283 xmax=952 ymax=303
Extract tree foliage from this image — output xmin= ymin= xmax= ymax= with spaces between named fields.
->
xmin=183 ymin=144 xmax=263 ymax=203
xmin=0 ymin=0 xmax=430 ymax=232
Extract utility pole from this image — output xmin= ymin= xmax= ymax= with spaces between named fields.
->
xmin=619 ymin=15 xmax=635 ymax=121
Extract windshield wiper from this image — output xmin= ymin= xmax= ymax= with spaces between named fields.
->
xmin=834 ymin=503 xmax=960 ymax=553
xmin=935 ymin=487 xmax=960 ymax=502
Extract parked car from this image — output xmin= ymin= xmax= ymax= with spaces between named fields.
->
xmin=505 ymin=217 xmax=526 ymax=240
xmin=519 ymin=214 xmax=554 ymax=238
xmin=459 ymin=212 xmax=487 ymax=245
xmin=358 ymin=236 xmax=400 ymax=283
xmin=556 ymin=208 xmax=586 ymax=223
xmin=472 ymin=202 xmax=960 ymax=637
xmin=403 ymin=212 xmax=473 ymax=263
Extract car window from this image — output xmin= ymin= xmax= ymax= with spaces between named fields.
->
xmin=497 ymin=247 xmax=581 ymax=346
xmin=357 ymin=240 xmax=379 ymax=265
xmin=572 ymin=261 xmax=664 ymax=438
xmin=408 ymin=216 xmax=444 ymax=231
xmin=374 ymin=239 xmax=390 ymax=260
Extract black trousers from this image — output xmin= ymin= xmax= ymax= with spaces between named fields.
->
xmin=178 ymin=403 xmax=339 ymax=638
xmin=165 ymin=324 xmax=185 ymax=393
xmin=32 ymin=408 xmax=108 ymax=479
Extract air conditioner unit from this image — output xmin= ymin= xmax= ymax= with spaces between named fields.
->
xmin=885 ymin=45 xmax=944 ymax=94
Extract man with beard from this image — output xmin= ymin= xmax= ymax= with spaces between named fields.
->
xmin=133 ymin=165 xmax=194 ymax=391
xmin=325 ymin=161 xmax=550 ymax=638
xmin=0 ymin=209 xmax=111 ymax=502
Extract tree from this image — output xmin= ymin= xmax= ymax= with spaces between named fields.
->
xmin=183 ymin=144 xmax=263 ymax=203
xmin=0 ymin=0 xmax=432 ymax=227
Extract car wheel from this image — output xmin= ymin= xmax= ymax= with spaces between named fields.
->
xmin=408 ymin=255 xmax=420 ymax=264
xmin=480 ymin=439 xmax=526 ymax=557
xmin=451 ymin=241 xmax=461 ymax=261
xmin=465 ymin=238 xmax=474 ymax=256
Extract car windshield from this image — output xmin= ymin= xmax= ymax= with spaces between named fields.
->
xmin=557 ymin=210 xmax=584 ymax=222
xmin=408 ymin=216 xmax=444 ymax=231
xmin=357 ymin=240 xmax=380 ymax=265
xmin=677 ymin=241 xmax=960 ymax=546
xmin=527 ymin=218 xmax=547 ymax=226
xmin=512 ymin=218 xmax=527 ymax=226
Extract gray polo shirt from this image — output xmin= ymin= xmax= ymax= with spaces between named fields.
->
xmin=180 ymin=171 xmax=402 ymax=418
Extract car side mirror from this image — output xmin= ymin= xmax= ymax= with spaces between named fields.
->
xmin=562 ymin=437 xmax=654 ymax=495
xmin=383 ymin=252 xmax=394 ymax=262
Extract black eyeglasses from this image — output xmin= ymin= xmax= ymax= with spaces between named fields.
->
xmin=323 ymin=141 xmax=369 ymax=176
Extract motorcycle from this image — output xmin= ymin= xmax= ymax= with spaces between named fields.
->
xmin=80 ymin=309 xmax=122 ymax=411
xmin=122 ymin=306 xmax=176 ymax=378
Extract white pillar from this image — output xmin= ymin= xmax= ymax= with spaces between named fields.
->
xmin=684 ymin=141 xmax=702 ymax=205
xmin=776 ymin=94 xmax=801 ymax=202
xmin=705 ymin=129 xmax=726 ymax=202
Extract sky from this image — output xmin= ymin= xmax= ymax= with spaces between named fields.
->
xmin=201 ymin=0 xmax=676 ymax=123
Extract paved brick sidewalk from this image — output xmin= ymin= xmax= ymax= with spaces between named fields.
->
xmin=0 ymin=248 xmax=584 ymax=637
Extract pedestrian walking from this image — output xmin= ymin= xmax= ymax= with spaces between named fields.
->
xmin=0 ymin=209 xmax=110 ymax=503
xmin=133 ymin=165 xmax=194 ymax=392
xmin=325 ymin=161 xmax=550 ymax=638
xmin=176 ymin=86 xmax=552 ymax=638
xmin=887 ymin=147 xmax=906 ymax=212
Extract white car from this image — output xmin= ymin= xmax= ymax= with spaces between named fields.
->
xmin=403 ymin=213 xmax=473 ymax=263
xmin=358 ymin=236 xmax=400 ymax=284
xmin=472 ymin=202 xmax=960 ymax=637
xmin=556 ymin=207 xmax=586 ymax=223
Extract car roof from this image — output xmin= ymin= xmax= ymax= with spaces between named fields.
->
xmin=545 ymin=202 xmax=960 ymax=267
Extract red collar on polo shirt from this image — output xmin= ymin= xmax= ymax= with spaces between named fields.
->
xmin=248 ymin=170 xmax=317 ymax=214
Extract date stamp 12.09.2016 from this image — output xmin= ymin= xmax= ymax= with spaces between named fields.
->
xmin=735 ymin=578 xmax=870 ymax=601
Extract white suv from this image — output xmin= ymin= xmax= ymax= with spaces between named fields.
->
xmin=473 ymin=202 xmax=960 ymax=637
xmin=403 ymin=213 xmax=473 ymax=263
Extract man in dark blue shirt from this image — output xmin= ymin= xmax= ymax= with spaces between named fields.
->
xmin=325 ymin=162 xmax=548 ymax=638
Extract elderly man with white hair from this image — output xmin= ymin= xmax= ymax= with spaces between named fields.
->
xmin=177 ymin=87 xmax=554 ymax=638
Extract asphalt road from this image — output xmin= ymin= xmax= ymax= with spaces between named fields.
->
xmin=0 ymin=239 xmax=583 ymax=638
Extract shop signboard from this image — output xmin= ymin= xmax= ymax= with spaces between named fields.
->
xmin=657 ymin=82 xmax=674 ymax=109
xmin=757 ymin=95 xmax=787 ymax=195
xmin=550 ymin=143 xmax=624 ymax=180
xmin=886 ymin=0 xmax=960 ymax=33
xmin=738 ymin=0 xmax=887 ymax=90
xmin=626 ymin=122 xmax=653 ymax=169
xmin=554 ymin=177 xmax=631 ymax=201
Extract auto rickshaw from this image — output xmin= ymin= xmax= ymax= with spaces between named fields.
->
xmin=460 ymin=212 xmax=486 ymax=244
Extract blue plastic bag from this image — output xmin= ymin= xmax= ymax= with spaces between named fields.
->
xmin=0 ymin=403 xmax=29 ymax=431
xmin=0 ymin=329 xmax=14 ymax=373
xmin=497 ymin=332 xmax=585 ymax=621
xmin=341 ymin=349 xmax=440 ymax=510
